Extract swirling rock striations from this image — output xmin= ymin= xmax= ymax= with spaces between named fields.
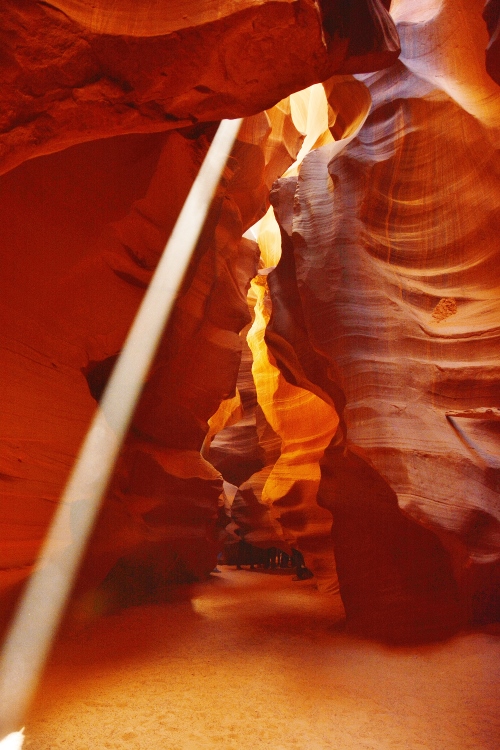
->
xmin=0 ymin=0 xmax=401 ymax=624
xmin=266 ymin=2 xmax=500 ymax=640
xmin=0 ymin=3 xmax=398 ymax=625
xmin=229 ymin=77 xmax=373 ymax=594
xmin=4 ymin=0 xmax=500 ymax=645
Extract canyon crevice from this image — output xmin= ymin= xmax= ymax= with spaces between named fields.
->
xmin=1 ymin=0 xmax=499 ymax=649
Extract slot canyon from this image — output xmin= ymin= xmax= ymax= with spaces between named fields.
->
xmin=0 ymin=1 xmax=499 ymax=748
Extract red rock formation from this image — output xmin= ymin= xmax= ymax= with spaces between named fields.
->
xmin=246 ymin=271 xmax=341 ymax=591
xmin=0 ymin=0 xmax=404 ymax=633
xmin=207 ymin=337 xmax=276 ymax=488
xmin=264 ymin=0 xmax=500 ymax=640
xmin=0 ymin=133 xmax=160 ymax=622
xmin=0 ymin=0 xmax=399 ymax=177
xmin=0 ymin=107 xmax=297 ymax=627
xmin=3 ymin=0 xmax=499 ymax=647
xmin=224 ymin=78 xmax=373 ymax=593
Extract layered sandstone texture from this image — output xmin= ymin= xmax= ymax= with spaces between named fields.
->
xmin=263 ymin=0 xmax=500 ymax=640
xmin=0 ymin=0 xmax=401 ymax=631
xmin=1 ymin=0 xmax=500 ymax=646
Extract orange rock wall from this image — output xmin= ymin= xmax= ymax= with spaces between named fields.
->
xmin=1 ymin=0 xmax=499 ymax=643
xmin=0 ymin=111 xmax=295 ymax=626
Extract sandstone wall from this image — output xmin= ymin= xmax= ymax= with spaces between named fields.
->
xmin=1 ymin=1 xmax=499 ymax=643
xmin=0 ymin=0 xmax=399 ymax=176
xmin=262 ymin=0 xmax=500 ymax=640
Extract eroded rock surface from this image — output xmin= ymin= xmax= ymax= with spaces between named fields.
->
xmin=0 ymin=0 xmax=399 ymax=176
xmin=0 ymin=106 xmax=297 ymax=626
xmin=264 ymin=0 xmax=500 ymax=639
xmin=1 ymin=0 xmax=499 ymax=645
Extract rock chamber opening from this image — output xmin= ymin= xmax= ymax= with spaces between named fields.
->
xmin=1 ymin=2 xmax=500 ymax=745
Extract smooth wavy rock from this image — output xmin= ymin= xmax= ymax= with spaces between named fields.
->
xmin=208 ymin=336 xmax=279 ymax=488
xmin=220 ymin=78 xmax=357 ymax=588
xmin=247 ymin=275 xmax=341 ymax=591
xmin=0 ymin=107 xmax=298 ymax=627
xmin=390 ymin=0 xmax=500 ymax=129
xmin=267 ymin=5 xmax=500 ymax=638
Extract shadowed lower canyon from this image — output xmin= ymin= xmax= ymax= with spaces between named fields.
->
xmin=1 ymin=0 xmax=500 ymax=746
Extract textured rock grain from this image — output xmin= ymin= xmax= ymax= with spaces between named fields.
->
xmin=0 ymin=0 xmax=399 ymax=176
xmin=264 ymin=3 xmax=500 ymax=638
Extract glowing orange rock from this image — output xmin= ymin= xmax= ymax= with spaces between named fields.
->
xmin=245 ymin=274 xmax=340 ymax=592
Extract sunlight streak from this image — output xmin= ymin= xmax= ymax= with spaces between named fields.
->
xmin=0 ymin=117 xmax=242 ymax=740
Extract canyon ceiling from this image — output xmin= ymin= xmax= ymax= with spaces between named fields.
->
xmin=0 ymin=0 xmax=499 ymax=644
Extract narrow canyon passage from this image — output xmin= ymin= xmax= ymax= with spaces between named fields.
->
xmin=2 ymin=3 xmax=500 ymax=747
xmin=24 ymin=569 xmax=499 ymax=750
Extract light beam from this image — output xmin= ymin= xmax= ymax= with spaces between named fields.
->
xmin=0 ymin=117 xmax=242 ymax=741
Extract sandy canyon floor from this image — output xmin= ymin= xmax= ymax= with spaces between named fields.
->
xmin=23 ymin=567 xmax=500 ymax=750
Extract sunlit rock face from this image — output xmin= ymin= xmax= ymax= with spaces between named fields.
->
xmin=207 ymin=336 xmax=280 ymax=489
xmin=0 ymin=0 xmax=399 ymax=176
xmin=265 ymin=0 xmax=500 ymax=640
xmin=218 ymin=80 xmax=373 ymax=593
